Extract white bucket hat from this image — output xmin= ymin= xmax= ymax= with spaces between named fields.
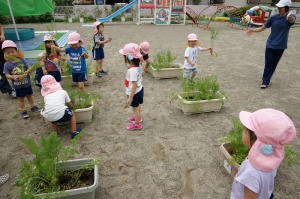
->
xmin=275 ymin=0 xmax=292 ymax=7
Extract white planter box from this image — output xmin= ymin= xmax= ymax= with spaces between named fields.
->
xmin=220 ymin=143 xmax=240 ymax=180
xmin=35 ymin=158 xmax=98 ymax=199
xmin=121 ymin=16 xmax=125 ymax=22
xmin=150 ymin=63 xmax=183 ymax=79
xmin=74 ymin=102 xmax=93 ymax=123
xmin=60 ymin=73 xmax=95 ymax=86
xmin=177 ymin=91 xmax=225 ymax=115
xmin=79 ymin=17 xmax=84 ymax=23
xmin=68 ymin=17 xmax=73 ymax=23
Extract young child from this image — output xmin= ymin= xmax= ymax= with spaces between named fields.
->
xmin=139 ymin=41 xmax=151 ymax=73
xmin=184 ymin=33 xmax=211 ymax=80
xmin=119 ymin=43 xmax=144 ymax=130
xmin=2 ymin=40 xmax=40 ymax=118
xmin=40 ymin=75 xmax=81 ymax=139
xmin=92 ymin=21 xmax=112 ymax=77
xmin=41 ymin=34 xmax=64 ymax=82
xmin=53 ymin=32 xmax=88 ymax=94
xmin=231 ymin=108 xmax=296 ymax=199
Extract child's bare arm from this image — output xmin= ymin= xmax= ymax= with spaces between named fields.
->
xmin=6 ymin=73 xmax=19 ymax=81
xmin=66 ymin=101 xmax=73 ymax=109
xmin=185 ymin=57 xmax=195 ymax=66
xmin=51 ymin=45 xmax=66 ymax=52
xmin=201 ymin=47 xmax=212 ymax=51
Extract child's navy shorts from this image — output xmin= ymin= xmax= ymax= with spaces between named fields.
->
xmin=72 ymin=73 xmax=87 ymax=82
xmin=51 ymin=108 xmax=73 ymax=123
xmin=93 ymin=48 xmax=104 ymax=60
xmin=143 ymin=54 xmax=149 ymax=61
xmin=128 ymin=87 xmax=144 ymax=108
xmin=48 ymin=71 xmax=62 ymax=82
xmin=15 ymin=86 xmax=33 ymax=98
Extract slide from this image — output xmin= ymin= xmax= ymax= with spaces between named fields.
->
xmin=99 ymin=0 xmax=138 ymax=22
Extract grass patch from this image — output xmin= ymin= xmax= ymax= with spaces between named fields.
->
xmin=34 ymin=33 xmax=65 ymax=50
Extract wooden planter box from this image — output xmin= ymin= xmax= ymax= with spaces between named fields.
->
xmin=60 ymin=73 xmax=95 ymax=86
xmin=220 ymin=143 xmax=240 ymax=180
xmin=150 ymin=63 xmax=183 ymax=79
xmin=177 ymin=91 xmax=225 ymax=115
xmin=35 ymin=158 xmax=99 ymax=199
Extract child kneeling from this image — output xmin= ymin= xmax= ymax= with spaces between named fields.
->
xmin=40 ymin=75 xmax=81 ymax=139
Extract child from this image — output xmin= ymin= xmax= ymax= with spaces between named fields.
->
xmin=53 ymin=32 xmax=88 ymax=94
xmin=40 ymin=34 xmax=64 ymax=82
xmin=231 ymin=108 xmax=296 ymax=199
xmin=119 ymin=43 xmax=144 ymax=130
xmin=40 ymin=75 xmax=81 ymax=139
xmin=139 ymin=41 xmax=151 ymax=73
xmin=184 ymin=33 xmax=211 ymax=80
xmin=2 ymin=40 xmax=40 ymax=118
xmin=92 ymin=21 xmax=112 ymax=77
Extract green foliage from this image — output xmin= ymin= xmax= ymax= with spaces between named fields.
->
xmin=93 ymin=6 xmax=103 ymax=19
xmin=76 ymin=8 xmax=88 ymax=18
xmin=219 ymin=118 xmax=248 ymax=165
xmin=12 ymin=113 xmax=19 ymax=118
xmin=16 ymin=132 xmax=83 ymax=198
xmin=0 ymin=15 xmax=10 ymax=24
xmin=219 ymin=119 xmax=300 ymax=166
xmin=64 ymin=84 xmax=99 ymax=110
xmin=210 ymin=28 xmax=219 ymax=57
xmin=151 ymin=50 xmax=178 ymax=71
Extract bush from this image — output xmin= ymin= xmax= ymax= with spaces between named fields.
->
xmin=0 ymin=15 xmax=10 ymax=24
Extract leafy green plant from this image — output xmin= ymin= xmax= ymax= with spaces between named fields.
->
xmin=93 ymin=6 xmax=103 ymax=19
xmin=76 ymin=8 xmax=88 ymax=18
xmin=64 ymin=84 xmax=99 ymax=110
xmin=63 ymin=8 xmax=73 ymax=19
xmin=210 ymin=28 xmax=219 ymax=57
xmin=150 ymin=50 xmax=179 ymax=71
xmin=16 ymin=132 xmax=101 ymax=198
xmin=219 ymin=119 xmax=300 ymax=165
xmin=12 ymin=113 xmax=19 ymax=118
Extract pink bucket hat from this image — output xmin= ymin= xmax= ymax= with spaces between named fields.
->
xmin=92 ymin=21 xmax=103 ymax=34
xmin=239 ymin=108 xmax=296 ymax=171
xmin=68 ymin=32 xmax=84 ymax=45
xmin=119 ymin=43 xmax=143 ymax=60
xmin=188 ymin=33 xmax=198 ymax=41
xmin=139 ymin=41 xmax=150 ymax=54
xmin=40 ymin=75 xmax=62 ymax=96
xmin=44 ymin=34 xmax=55 ymax=41
xmin=1 ymin=40 xmax=17 ymax=50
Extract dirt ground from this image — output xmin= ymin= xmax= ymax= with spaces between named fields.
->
xmin=0 ymin=21 xmax=300 ymax=199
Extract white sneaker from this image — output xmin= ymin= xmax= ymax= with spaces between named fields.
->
xmin=10 ymin=90 xmax=16 ymax=98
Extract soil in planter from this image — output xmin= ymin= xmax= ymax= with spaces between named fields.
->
xmin=57 ymin=169 xmax=94 ymax=190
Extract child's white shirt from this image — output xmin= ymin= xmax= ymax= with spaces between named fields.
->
xmin=42 ymin=90 xmax=71 ymax=122
xmin=184 ymin=46 xmax=202 ymax=69
xmin=230 ymin=158 xmax=277 ymax=199
xmin=125 ymin=65 xmax=143 ymax=96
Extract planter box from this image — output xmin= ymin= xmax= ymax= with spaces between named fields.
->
xmin=177 ymin=91 xmax=225 ymax=115
xmin=74 ymin=102 xmax=93 ymax=123
xmin=60 ymin=73 xmax=95 ymax=86
xmin=220 ymin=143 xmax=240 ymax=180
xmin=35 ymin=158 xmax=98 ymax=199
xmin=150 ymin=64 xmax=183 ymax=79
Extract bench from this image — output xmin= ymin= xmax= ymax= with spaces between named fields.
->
xmin=57 ymin=30 xmax=77 ymax=48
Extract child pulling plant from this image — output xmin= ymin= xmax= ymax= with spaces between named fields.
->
xmin=40 ymin=75 xmax=81 ymax=139
xmin=183 ymin=33 xmax=212 ymax=81
xmin=2 ymin=40 xmax=41 ymax=119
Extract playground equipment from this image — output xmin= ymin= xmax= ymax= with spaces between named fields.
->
xmin=136 ymin=0 xmax=187 ymax=25
xmin=246 ymin=5 xmax=272 ymax=26
xmin=99 ymin=0 xmax=138 ymax=22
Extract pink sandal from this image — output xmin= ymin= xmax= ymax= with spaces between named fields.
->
xmin=127 ymin=122 xmax=142 ymax=130
xmin=128 ymin=115 xmax=143 ymax=123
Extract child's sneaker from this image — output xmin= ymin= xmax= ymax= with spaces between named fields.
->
xmin=100 ymin=70 xmax=108 ymax=75
xmin=71 ymin=128 xmax=82 ymax=139
xmin=31 ymin=105 xmax=40 ymax=112
xmin=128 ymin=115 xmax=143 ymax=123
xmin=21 ymin=110 xmax=29 ymax=119
xmin=127 ymin=122 xmax=142 ymax=130
xmin=9 ymin=90 xmax=16 ymax=98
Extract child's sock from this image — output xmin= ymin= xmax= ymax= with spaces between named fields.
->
xmin=30 ymin=103 xmax=34 ymax=107
xmin=19 ymin=108 xmax=25 ymax=112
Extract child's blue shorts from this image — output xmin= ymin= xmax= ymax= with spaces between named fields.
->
xmin=72 ymin=73 xmax=87 ymax=82
xmin=128 ymin=87 xmax=144 ymax=108
xmin=51 ymin=108 xmax=73 ymax=123
xmin=48 ymin=71 xmax=62 ymax=82
xmin=93 ymin=48 xmax=104 ymax=60
xmin=15 ymin=86 xmax=33 ymax=98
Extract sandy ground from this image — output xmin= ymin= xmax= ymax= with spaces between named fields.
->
xmin=0 ymin=21 xmax=300 ymax=199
